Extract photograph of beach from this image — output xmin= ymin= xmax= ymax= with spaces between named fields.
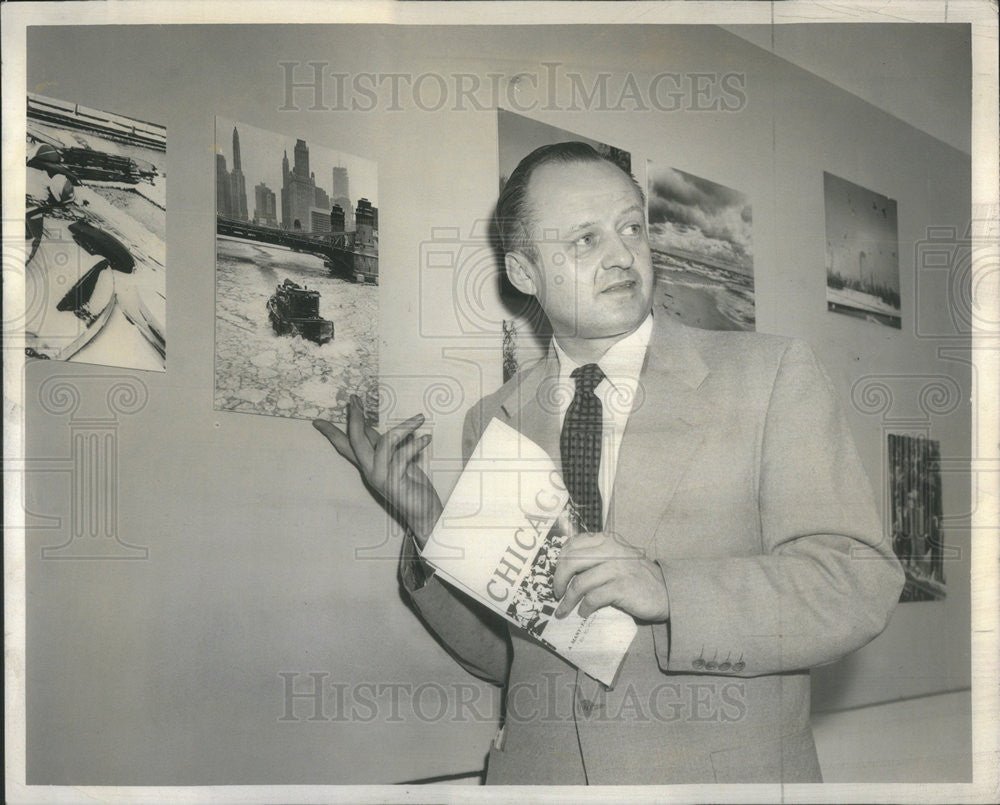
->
xmin=646 ymin=162 xmax=755 ymax=332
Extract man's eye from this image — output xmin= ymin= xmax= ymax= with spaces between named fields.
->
xmin=574 ymin=233 xmax=595 ymax=248
xmin=622 ymin=223 xmax=643 ymax=237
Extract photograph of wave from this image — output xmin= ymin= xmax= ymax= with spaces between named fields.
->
xmin=646 ymin=162 xmax=754 ymax=332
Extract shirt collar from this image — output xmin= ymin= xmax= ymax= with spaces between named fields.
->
xmin=552 ymin=312 xmax=653 ymax=393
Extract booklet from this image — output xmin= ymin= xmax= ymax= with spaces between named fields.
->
xmin=420 ymin=418 xmax=637 ymax=687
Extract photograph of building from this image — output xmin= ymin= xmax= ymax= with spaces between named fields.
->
xmin=214 ymin=116 xmax=379 ymax=423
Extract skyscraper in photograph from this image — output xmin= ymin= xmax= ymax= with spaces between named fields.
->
xmin=230 ymin=127 xmax=249 ymax=221
xmin=216 ymin=153 xmax=232 ymax=217
xmin=332 ymin=165 xmax=349 ymax=199
xmin=280 ymin=150 xmax=290 ymax=227
xmin=283 ymin=138 xmax=318 ymax=231
xmin=293 ymin=138 xmax=309 ymax=178
xmin=254 ymin=182 xmax=277 ymax=227
xmin=314 ymin=182 xmax=330 ymax=211
xmin=310 ymin=207 xmax=332 ymax=233
xmin=332 ymin=164 xmax=352 ymax=231
xmin=330 ymin=203 xmax=345 ymax=233
xmin=356 ymin=197 xmax=377 ymax=249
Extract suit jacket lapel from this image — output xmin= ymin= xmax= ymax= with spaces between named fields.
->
xmin=606 ymin=315 xmax=710 ymax=553
xmin=496 ymin=343 xmax=564 ymax=476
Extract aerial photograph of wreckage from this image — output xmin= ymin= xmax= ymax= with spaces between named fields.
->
xmin=24 ymin=92 xmax=166 ymax=371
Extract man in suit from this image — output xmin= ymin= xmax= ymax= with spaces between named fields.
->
xmin=315 ymin=142 xmax=904 ymax=784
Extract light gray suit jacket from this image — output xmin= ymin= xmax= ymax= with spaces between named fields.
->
xmin=402 ymin=312 xmax=904 ymax=784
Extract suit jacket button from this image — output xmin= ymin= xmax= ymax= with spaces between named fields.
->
xmin=733 ymin=661 xmax=745 ymax=672
xmin=579 ymin=700 xmax=593 ymax=716
xmin=692 ymin=659 xmax=705 ymax=670
xmin=719 ymin=662 xmax=732 ymax=671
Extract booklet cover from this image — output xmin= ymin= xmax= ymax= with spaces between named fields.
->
xmin=421 ymin=418 xmax=637 ymax=687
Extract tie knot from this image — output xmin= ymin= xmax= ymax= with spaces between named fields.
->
xmin=571 ymin=363 xmax=605 ymax=395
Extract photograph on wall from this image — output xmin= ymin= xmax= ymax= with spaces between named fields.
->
xmin=824 ymin=171 xmax=901 ymax=328
xmin=497 ymin=109 xmax=632 ymax=380
xmin=645 ymin=161 xmax=755 ymax=332
xmin=24 ymin=92 xmax=166 ymax=370
xmin=889 ymin=433 xmax=947 ymax=602
xmin=214 ymin=116 xmax=379 ymax=424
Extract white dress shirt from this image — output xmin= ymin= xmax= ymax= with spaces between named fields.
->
xmin=550 ymin=313 xmax=653 ymax=526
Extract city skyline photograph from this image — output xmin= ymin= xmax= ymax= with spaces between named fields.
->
xmin=214 ymin=116 xmax=379 ymax=425
xmin=215 ymin=115 xmax=378 ymax=230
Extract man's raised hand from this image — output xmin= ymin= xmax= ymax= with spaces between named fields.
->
xmin=313 ymin=395 xmax=443 ymax=546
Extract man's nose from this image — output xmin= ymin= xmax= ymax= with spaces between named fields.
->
xmin=601 ymin=233 xmax=635 ymax=270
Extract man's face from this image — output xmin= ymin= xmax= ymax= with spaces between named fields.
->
xmin=513 ymin=159 xmax=653 ymax=343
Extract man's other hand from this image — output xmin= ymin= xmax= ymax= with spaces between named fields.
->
xmin=313 ymin=395 xmax=443 ymax=546
xmin=551 ymin=532 xmax=670 ymax=622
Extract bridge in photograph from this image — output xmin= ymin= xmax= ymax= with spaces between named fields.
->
xmin=216 ymin=216 xmax=378 ymax=284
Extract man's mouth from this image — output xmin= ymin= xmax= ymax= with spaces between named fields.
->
xmin=600 ymin=279 xmax=637 ymax=294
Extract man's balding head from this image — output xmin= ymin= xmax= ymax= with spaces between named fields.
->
xmin=498 ymin=144 xmax=654 ymax=361
xmin=496 ymin=142 xmax=644 ymax=264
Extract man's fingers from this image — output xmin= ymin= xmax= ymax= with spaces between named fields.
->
xmin=576 ymin=581 xmax=621 ymax=620
xmin=387 ymin=433 xmax=432 ymax=502
xmin=562 ymin=532 xmax=606 ymax=553
xmin=388 ymin=432 xmax=432 ymax=479
xmin=312 ymin=419 xmax=360 ymax=469
xmin=350 ymin=394 xmax=380 ymax=450
xmin=551 ymin=532 xmax=617 ymax=598
xmin=554 ymin=562 xmax=617 ymax=618
xmin=346 ymin=397 xmax=376 ymax=475
xmin=372 ymin=412 xmax=425 ymax=484
xmin=562 ymin=531 xmax=639 ymax=560
xmin=552 ymin=546 xmax=607 ymax=600
xmin=338 ymin=394 xmax=428 ymax=496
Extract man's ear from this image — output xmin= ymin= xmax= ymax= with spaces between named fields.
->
xmin=505 ymin=252 xmax=538 ymax=297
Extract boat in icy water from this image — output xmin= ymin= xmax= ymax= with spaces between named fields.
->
xmin=266 ymin=278 xmax=335 ymax=345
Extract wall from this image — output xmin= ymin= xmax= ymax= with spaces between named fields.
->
xmin=23 ymin=23 xmax=971 ymax=783
xmin=812 ymin=690 xmax=972 ymax=783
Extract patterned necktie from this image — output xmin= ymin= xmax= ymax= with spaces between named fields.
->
xmin=560 ymin=363 xmax=606 ymax=533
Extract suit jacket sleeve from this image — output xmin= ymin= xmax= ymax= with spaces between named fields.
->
xmin=653 ymin=339 xmax=905 ymax=677
xmin=398 ymin=400 xmax=511 ymax=686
